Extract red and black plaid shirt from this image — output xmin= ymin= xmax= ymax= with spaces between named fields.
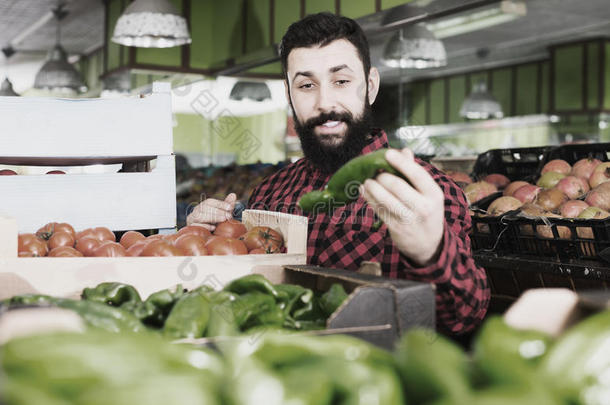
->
xmin=248 ymin=130 xmax=489 ymax=334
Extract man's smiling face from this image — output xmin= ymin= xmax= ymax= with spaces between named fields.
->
xmin=285 ymin=38 xmax=380 ymax=173
xmin=287 ymin=39 xmax=369 ymax=145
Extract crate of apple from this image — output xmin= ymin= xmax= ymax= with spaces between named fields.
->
xmin=18 ymin=220 xmax=284 ymax=258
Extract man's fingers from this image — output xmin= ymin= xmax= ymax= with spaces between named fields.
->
xmin=385 ymin=149 xmax=442 ymax=198
xmin=361 ymin=179 xmax=417 ymax=225
xmin=204 ymin=198 xmax=235 ymax=212
xmin=225 ymin=193 xmax=237 ymax=204
xmin=375 ymin=172 xmax=425 ymax=212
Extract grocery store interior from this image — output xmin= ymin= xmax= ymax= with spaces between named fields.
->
xmin=1 ymin=0 xmax=610 ymax=404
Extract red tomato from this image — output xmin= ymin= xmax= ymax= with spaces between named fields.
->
xmin=163 ymin=233 xmax=181 ymax=244
xmin=206 ymin=237 xmax=248 ymax=256
xmin=46 ymin=170 xmax=65 ymax=174
xmin=204 ymin=235 xmax=218 ymax=247
xmin=177 ymin=225 xmax=212 ymax=240
xmin=0 ymin=169 xmax=17 ymax=175
xmin=18 ymin=251 xmax=35 ymax=257
xmin=140 ymin=240 xmax=183 ymax=257
xmin=147 ymin=234 xmax=164 ymax=241
xmin=18 ymin=235 xmax=48 ymax=257
xmin=175 ymin=234 xmax=208 ymax=256
xmin=214 ymin=220 xmax=247 ymax=239
xmin=75 ymin=237 xmax=102 ymax=257
xmin=92 ymin=227 xmax=116 ymax=242
xmin=92 ymin=241 xmax=127 ymax=257
xmin=76 ymin=229 xmax=93 ymax=240
xmin=240 ymin=226 xmax=283 ymax=252
xmin=36 ymin=222 xmax=75 ymax=240
xmin=119 ymin=231 xmax=146 ymax=249
xmin=249 ymin=248 xmax=267 ymax=254
xmin=48 ymin=246 xmax=83 ymax=257
xmin=126 ymin=240 xmax=149 ymax=257
xmin=48 ymin=231 xmax=75 ymax=250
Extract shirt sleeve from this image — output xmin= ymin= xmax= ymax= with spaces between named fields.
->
xmin=399 ymin=163 xmax=490 ymax=335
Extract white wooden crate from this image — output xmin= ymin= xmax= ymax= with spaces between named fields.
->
xmin=0 ymin=210 xmax=308 ymax=300
xmin=0 ymin=83 xmax=172 ymax=157
xmin=0 ymin=82 xmax=176 ymax=232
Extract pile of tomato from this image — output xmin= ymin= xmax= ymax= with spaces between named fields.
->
xmin=17 ymin=220 xmax=285 ymax=257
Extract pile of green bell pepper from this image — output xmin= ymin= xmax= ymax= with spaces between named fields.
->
xmin=1 ymin=309 xmax=610 ymax=404
xmin=3 ymin=274 xmax=350 ymax=339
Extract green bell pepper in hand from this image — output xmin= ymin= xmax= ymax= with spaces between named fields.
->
xmin=298 ymin=148 xmax=404 ymax=212
xmin=81 ymin=282 xmax=141 ymax=307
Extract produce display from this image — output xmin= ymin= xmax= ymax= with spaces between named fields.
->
xmin=17 ymin=220 xmax=285 ymax=257
xmin=3 ymin=274 xmax=349 ymax=336
xmin=2 ymin=308 xmax=610 ymax=405
xmin=452 ymin=157 xmax=610 ymax=228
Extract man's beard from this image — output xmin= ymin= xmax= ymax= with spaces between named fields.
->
xmin=293 ymin=101 xmax=374 ymax=175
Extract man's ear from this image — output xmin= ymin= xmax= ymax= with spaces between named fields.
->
xmin=367 ymin=67 xmax=380 ymax=105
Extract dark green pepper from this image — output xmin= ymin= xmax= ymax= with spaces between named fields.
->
xmin=473 ymin=316 xmax=553 ymax=387
xmin=395 ymin=329 xmax=471 ymax=404
xmin=146 ymin=285 xmax=185 ymax=315
xmin=540 ymin=309 xmax=610 ymax=405
xmin=299 ymin=148 xmax=402 ymax=212
xmin=231 ymin=292 xmax=277 ymax=330
xmin=81 ymin=282 xmax=142 ymax=307
xmin=319 ymin=283 xmax=348 ymax=317
xmin=163 ymin=292 xmax=212 ymax=339
xmin=57 ymin=299 xmax=147 ymax=334
xmin=275 ymin=284 xmax=314 ymax=317
xmin=5 ymin=294 xmax=62 ymax=307
xmin=125 ymin=285 xmax=186 ymax=328
xmin=224 ymin=274 xmax=280 ymax=299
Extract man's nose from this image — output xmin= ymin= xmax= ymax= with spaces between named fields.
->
xmin=315 ymin=84 xmax=337 ymax=112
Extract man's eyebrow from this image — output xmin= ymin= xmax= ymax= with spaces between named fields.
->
xmin=330 ymin=64 xmax=352 ymax=73
xmin=292 ymin=64 xmax=353 ymax=81
xmin=293 ymin=71 xmax=313 ymax=81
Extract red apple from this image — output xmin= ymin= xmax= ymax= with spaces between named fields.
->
xmin=503 ymin=181 xmax=530 ymax=197
xmin=555 ymin=176 xmax=589 ymax=199
xmin=513 ymin=184 xmax=541 ymax=204
xmin=571 ymin=158 xmax=602 ymax=180
xmin=541 ymin=159 xmax=571 ymax=175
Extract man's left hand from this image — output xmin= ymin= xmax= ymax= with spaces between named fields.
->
xmin=360 ymin=148 xmax=445 ymax=267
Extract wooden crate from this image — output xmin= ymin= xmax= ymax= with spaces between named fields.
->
xmin=0 ymin=210 xmax=308 ymax=300
xmin=0 ymin=82 xmax=175 ymax=233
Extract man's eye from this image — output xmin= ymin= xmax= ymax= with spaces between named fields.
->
xmin=299 ymin=83 xmax=314 ymax=89
xmin=336 ymin=80 xmax=350 ymax=85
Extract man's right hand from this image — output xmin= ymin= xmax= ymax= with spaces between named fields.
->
xmin=186 ymin=193 xmax=237 ymax=231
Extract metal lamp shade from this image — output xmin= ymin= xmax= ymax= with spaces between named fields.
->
xmin=0 ymin=78 xmax=19 ymax=96
xmin=34 ymin=45 xmax=86 ymax=93
xmin=229 ymin=81 xmax=272 ymax=102
xmin=382 ymin=24 xmax=447 ymax=69
xmin=460 ymin=81 xmax=504 ymax=119
xmin=112 ymin=0 xmax=191 ymax=48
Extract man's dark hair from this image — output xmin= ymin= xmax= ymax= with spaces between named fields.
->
xmin=279 ymin=12 xmax=371 ymax=81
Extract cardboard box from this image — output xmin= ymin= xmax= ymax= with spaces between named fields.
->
xmin=0 ymin=210 xmax=308 ymax=300
xmin=0 ymin=82 xmax=176 ymax=233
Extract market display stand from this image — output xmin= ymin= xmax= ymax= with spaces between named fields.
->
xmin=0 ymin=82 xmax=175 ymax=233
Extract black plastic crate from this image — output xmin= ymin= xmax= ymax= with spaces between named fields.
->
xmin=471 ymin=146 xmax=551 ymax=181
xmin=506 ymin=214 xmax=610 ymax=263
xmin=469 ymin=192 xmax=517 ymax=254
xmin=538 ymin=142 xmax=610 ymax=170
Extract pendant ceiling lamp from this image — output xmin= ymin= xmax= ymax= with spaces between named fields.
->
xmin=34 ymin=5 xmax=86 ymax=93
xmin=381 ymin=4 xmax=446 ymax=69
xmin=112 ymin=0 xmax=192 ymax=48
xmin=0 ymin=78 xmax=19 ymax=96
xmin=460 ymin=81 xmax=503 ymax=120
xmin=229 ymin=81 xmax=271 ymax=102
